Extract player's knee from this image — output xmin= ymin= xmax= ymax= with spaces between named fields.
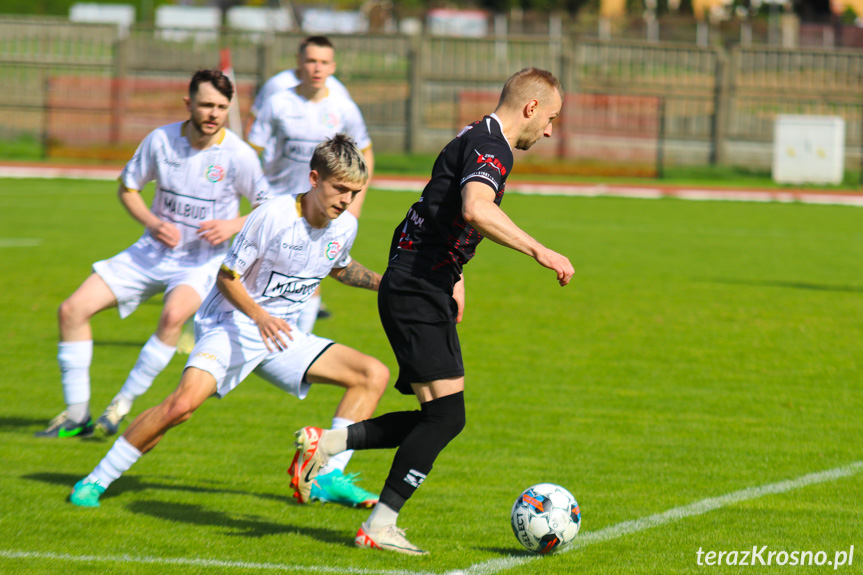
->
xmin=159 ymin=306 xmax=192 ymax=333
xmin=365 ymin=360 xmax=390 ymax=398
xmin=346 ymin=358 xmax=389 ymax=398
xmin=163 ymin=394 xmax=197 ymax=425
xmin=58 ymin=298 xmax=85 ymax=328
xmin=441 ymin=404 xmax=466 ymax=440
xmin=425 ymin=391 xmax=466 ymax=443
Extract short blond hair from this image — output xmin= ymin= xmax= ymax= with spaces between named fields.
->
xmin=497 ymin=67 xmax=562 ymax=110
xmin=310 ymin=134 xmax=368 ymax=186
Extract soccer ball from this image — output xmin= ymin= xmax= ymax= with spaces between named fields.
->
xmin=510 ymin=483 xmax=581 ymax=554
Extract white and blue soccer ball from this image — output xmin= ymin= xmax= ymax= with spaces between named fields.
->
xmin=510 ymin=483 xmax=581 ymax=554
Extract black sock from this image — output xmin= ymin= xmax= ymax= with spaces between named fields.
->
xmin=378 ymin=392 xmax=466 ymax=512
xmin=347 ymin=410 xmax=422 ymax=450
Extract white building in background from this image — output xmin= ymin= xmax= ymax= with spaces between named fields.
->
xmin=226 ymin=6 xmax=293 ymax=35
xmin=301 ymin=8 xmax=367 ymax=34
xmin=69 ymin=3 xmax=135 ymax=36
xmin=155 ymin=5 xmax=221 ymax=42
xmin=426 ymin=8 xmax=488 ymax=37
xmin=772 ymin=115 xmax=845 ymax=185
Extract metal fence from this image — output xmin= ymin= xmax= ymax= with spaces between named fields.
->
xmin=2 ymin=17 xmax=862 ymax=173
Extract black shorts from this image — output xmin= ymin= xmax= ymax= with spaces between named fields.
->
xmin=378 ymin=267 xmax=463 ymax=395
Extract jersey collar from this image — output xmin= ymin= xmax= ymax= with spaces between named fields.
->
xmin=488 ymin=113 xmax=511 ymax=150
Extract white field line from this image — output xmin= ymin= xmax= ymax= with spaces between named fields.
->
xmin=446 ymin=460 xmax=863 ymax=575
xmin=0 ymin=550 xmax=434 ymax=575
xmin=0 ymin=238 xmax=41 ymax=248
xmin=371 ymin=178 xmax=863 ymax=207
xmin=3 ymin=167 xmax=862 ymax=207
xmin=0 ymin=166 xmax=119 ymax=180
xmin=2 ymin=461 xmax=861 ymax=575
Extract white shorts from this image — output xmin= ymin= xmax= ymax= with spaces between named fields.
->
xmin=93 ymin=242 xmax=221 ymax=319
xmin=186 ymin=314 xmax=334 ymax=399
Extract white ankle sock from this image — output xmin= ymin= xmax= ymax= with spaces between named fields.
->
xmin=366 ymin=502 xmax=399 ymax=531
xmin=67 ymin=402 xmax=89 ymax=423
xmin=120 ymin=334 xmax=176 ymax=400
xmin=58 ymin=341 xmax=93 ymax=416
xmin=320 ymin=418 xmax=353 ymax=474
xmin=88 ymin=436 xmax=142 ymax=488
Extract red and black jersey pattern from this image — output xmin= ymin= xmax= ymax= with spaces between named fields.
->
xmin=388 ymin=115 xmax=513 ymax=285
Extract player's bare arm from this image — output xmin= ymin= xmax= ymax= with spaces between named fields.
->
xmin=329 ymin=260 xmax=381 ymax=291
xmin=461 ymin=181 xmax=573 ymax=286
xmin=197 ymin=215 xmax=249 ymax=246
xmin=117 ymin=183 xmax=181 ymax=248
xmin=215 ymin=267 xmax=293 ymax=351
xmin=453 ymin=273 xmax=465 ymax=323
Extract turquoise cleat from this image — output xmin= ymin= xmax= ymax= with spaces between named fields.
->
xmin=310 ymin=470 xmax=378 ymax=509
xmin=70 ymin=479 xmax=106 ymax=507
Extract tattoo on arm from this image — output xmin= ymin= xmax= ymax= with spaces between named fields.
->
xmin=331 ymin=261 xmax=381 ymax=291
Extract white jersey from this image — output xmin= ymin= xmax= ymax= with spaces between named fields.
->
xmin=198 ymin=194 xmax=358 ymax=325
xmin=120 ymin=122 xmax=271 ymax=267
xmin=247 ymin=88 xmax=371 ymax=197
xmin=250 ymin=70 xmax=350 ymax=116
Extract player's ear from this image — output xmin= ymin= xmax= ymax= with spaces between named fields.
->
xmin=309 ymin=170 xmax=320 ymax=188
xmin=183 ymin=96 xmax=191 ymax=112
xmin=524 ymin=98 xmax=539 ymax=119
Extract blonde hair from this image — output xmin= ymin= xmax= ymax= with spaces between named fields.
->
xmin=310 ymin=134 xmax=368 ymax=186
xmin=497 ymin=67 xmax=562 ymax=110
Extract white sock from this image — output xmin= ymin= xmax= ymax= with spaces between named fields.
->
xmin=58 ymin=340 xmax=92 ymax=418
xmin=297 ymin=294 xmax=321 ymax=334
xmin=87 ymin=436 xmax=142 ymax=488
xmin=366 ymin=502 xmax=399 ymax=531
xmin=67 ymin=402 xmax=89 ymax=423
xmin=320 ymin=417 xmax=353 ymax=474
xmin=120 ymin=334 xmax=176 ymax=400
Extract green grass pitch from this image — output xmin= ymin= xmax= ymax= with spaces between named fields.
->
xmin=1 ymin=178 xmax=861 ymax=574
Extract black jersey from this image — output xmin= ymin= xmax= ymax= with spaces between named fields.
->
xmin=388 ymin=114 xmax=514 ymax=286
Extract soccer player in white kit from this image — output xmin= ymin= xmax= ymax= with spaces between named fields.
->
xmin=248 ymin=36 xmax=375 ymax=335
xmin=69 ymin=134 xmax=388 ymax=510
xmin=243 ymin=36 xmax=351 ymax=141
xmin=37 ymin=70 xmax=270 ymax=439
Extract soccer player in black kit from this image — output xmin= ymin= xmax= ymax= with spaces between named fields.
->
xmin=291 ymin=67 xmax=575 ymax=555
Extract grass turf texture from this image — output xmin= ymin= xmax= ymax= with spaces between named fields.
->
xmin=1 ymin=178 xmax=861 ymax=574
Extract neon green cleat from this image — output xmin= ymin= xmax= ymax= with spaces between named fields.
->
xmin=35 ymin=411 xmax=94 ymax=438
xmin=310 ymin=470 xmax=378 ymax=509
xmin=70 ymin=478 xmax=106 ymax=507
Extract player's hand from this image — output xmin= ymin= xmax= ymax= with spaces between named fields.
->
xmin=150 ymin=221 xmax=181 ymax=248
xmin=452 ymin=275 xmax=465 ymax=323
xmin=255 ymin=314 xmax=294 ymax=352
xmin=198 ymin=220 xmax=234 ymax=246
xmin=535 ymin=248 xmax=574 ymax=287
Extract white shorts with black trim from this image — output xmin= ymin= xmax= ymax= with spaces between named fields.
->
xmin=187 ymin=313 xmax=334 ymax=399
